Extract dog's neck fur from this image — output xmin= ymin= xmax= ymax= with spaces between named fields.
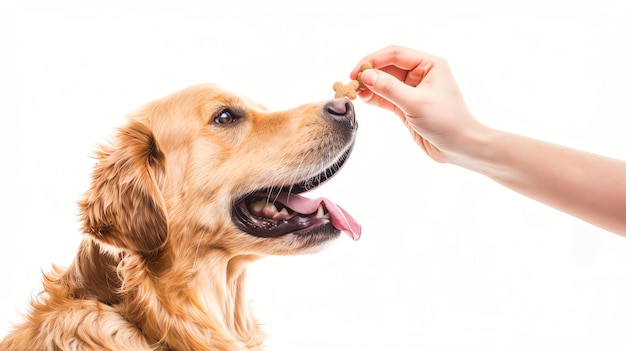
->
xmin=63 ymin=236 xmax=264 ymax=350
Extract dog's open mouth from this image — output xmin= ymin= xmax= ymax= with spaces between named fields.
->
xmin=232 ymin=146 xmax=361 ymax=241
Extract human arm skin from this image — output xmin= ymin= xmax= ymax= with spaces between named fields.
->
xmin=461 ymin=128 xmax=626 ymax=235
xmin=353 ymin=45 xmax=626 ymax=236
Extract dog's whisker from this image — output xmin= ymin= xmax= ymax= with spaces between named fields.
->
xmin=262 ymin=152 xmax=311 ymax=205
xmin=290 ymin=149 xmax=316 ymax=196
xmin=271 ymin=186 xmax=284 ymax=205
xmin=266 ymin=185 xmax=278 ymax=204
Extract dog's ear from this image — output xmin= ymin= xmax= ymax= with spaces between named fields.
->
xmin=79 ymin=121 xmax=167 ymax=255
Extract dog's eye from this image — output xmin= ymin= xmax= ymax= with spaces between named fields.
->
xmin=214 ymin=110 xmax=237 ymax=125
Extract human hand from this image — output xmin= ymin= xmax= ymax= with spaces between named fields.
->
xmin=351 ymin=45 xmax=487 ymax=164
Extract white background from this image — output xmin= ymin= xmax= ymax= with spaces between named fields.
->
xmin=2 ymin=1 xmax=626 ymax=350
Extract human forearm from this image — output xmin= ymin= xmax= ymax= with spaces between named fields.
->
xmin=456 ymin=127 xmax=626 ymax=236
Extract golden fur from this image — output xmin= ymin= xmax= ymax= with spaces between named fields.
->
xmin=0 ymin=84 xmax=356 ymax=350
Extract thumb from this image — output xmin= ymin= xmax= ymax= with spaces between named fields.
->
xmin=360 ymin=69 xmax=415 ymax=110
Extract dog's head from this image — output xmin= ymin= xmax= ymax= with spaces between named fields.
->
xmin=79 ymin=84 xmax=359 ymax=259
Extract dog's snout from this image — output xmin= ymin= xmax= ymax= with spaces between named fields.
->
xmin=323 ymin=99 xmax=356 ymax=127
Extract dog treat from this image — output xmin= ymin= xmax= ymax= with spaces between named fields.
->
xmin=356 ymin=61 xmax=373 ymax=90
xmin=333 ymin=80 xmax=360 ymax=100
xmin=332 ymin=61 xmax=373 ymax=100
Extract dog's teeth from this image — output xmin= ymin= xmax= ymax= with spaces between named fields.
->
xmin=262 ymin=203 xmax=278 ymax=217
xmin=250 ymin=200 xmax=265 ymax=215
xmin=272 ymin=208 xmax=290 ymax=220
xmin=315 ymin=206 xmax=325 ymax=219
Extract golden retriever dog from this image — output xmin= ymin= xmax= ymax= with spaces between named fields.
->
xmin=0 ymin=84 xmax=360 ymax=351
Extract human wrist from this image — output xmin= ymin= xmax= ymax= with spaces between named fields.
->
xmin=448 ymin=124 xmax=505 ymax=175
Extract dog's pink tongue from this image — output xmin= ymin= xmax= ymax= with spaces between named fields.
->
xmin=277 ymin=193 xmax=361 ymax=240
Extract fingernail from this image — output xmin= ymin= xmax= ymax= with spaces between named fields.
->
xmin=361 ymin=69 xmax=378 ymax=86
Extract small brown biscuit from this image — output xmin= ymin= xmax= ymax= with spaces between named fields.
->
xmin=332 ymin=61 xmax=373 ymax=99
xmin=360 ymin=62 xmax=373 ymax=71
xmin=333 ymin=80 xmax=360 ymax=100
xmin=357 ymin=62 xmax=373 ymax=90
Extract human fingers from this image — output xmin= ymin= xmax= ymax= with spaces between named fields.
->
xmin=356 ymin=87 xmax=401 ymax=115
xmin=350 ymin=45 xmax=437 ymax=79
xmin=359 ymin=68 xmax=417 ymax=113
xmin=350 ymin=61 xmax=407 ymax=81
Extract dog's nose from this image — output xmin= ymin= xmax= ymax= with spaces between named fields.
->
xmin=323 ymin=99 xmax=356 ymax=128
